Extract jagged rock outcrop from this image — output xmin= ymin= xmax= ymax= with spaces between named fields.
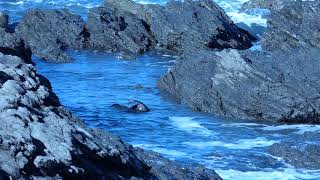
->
xmin=158 ymin=48 xmax=320 ymax=123
xmin=86 ymin=6 xmax=156 ymax=54
xmin=103 ymin=0 xmax=256 ymax=53
xmin=15 ymin=9 xmax=86 ymax=62
xmin=0 ymin=52 xmax=221 ymax=179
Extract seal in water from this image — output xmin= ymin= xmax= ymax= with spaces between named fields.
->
xmin=111 ymin=100 xmax=150 ymax=113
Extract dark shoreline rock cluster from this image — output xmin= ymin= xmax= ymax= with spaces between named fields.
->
xmin=159 ymin=0 xmax=320 ymax=124
xmin=1 ymin=0 xmax=255 ymax=62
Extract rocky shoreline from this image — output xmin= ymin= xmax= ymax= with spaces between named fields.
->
xmin=0 ymin=0 xmax=319 ymax=178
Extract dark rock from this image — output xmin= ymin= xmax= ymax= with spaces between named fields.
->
xmin=15 ymin=9 xmax=86 ymax=62
xmin=0 ymin=12 xmax=9 ymax=30
xmin=86 ymin=6 xmax=156 ymax=54
xmin=0 ymin=52 xmax=220 ymax=179
xmin=104 ymin=0 xmax=256 ymax=54
xmin=0 ymin=71 xmax=13 ymax=85
xmin=260 ymin=0 xmax=320 ymax=52
xmin=158 ymin=48 xmax=320 ymax=123
xmin=134 ymin=148 xmax=222 ymax=180
xmin=111 ymin=100 xmax=150 ymax=113
xmin=268 ymin=142 xmax=320 ymax=170
xmin=0 ymin=29 xmax=32 ymax=63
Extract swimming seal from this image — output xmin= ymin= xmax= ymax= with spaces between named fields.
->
xmin=111 ymin=100 xmax=150 ymax=113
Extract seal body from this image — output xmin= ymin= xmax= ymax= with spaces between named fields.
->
xmin=128 ymin=100 xmax=150 ymax=112
xmin=111 ymin=100 xmax=150 ymax=113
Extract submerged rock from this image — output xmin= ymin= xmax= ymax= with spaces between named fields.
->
xmin=268 ymin=143 xmax=320 ymax=170
xmin=158 ymin=48 xmax=320 ymax=123
xmin=0 ymin=52 xmax=220 ymax=179
xmin=104 ymin=0 xmax=256 ymax=53
xmin=15 ymin=9 xmax=86 ymax=62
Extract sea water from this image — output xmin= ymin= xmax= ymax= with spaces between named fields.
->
xmin=1 ymin=1 xmax=320 ymax=179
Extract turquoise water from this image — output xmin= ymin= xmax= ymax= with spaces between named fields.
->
xmin=1 ymin=0 xmax=320 ymax=179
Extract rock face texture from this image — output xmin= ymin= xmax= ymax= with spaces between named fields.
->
xmin=15 ymin=9 xmax=86 ymax=62
xmin=0 ymin=52 xmax=221 ymax=179
xmin=262 ymin=1 xmax=320 ymax=52
xmin=158 ymin=48 xmax=320 ymax=123
xmin=86 ymin=6 xmax=155 ymax=54
xmin=103 ymin=0 xmax=256 ymax=53
xmin=244 ymin=0 xmax=320 ymax=52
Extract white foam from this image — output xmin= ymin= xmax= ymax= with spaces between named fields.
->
xmin=216 ymin=168 xmax=320 ymax=180
xmin=184 ymin=137 xmax=278 ymax=149
xmin=227 ymin=11 xmax=267 ymax=27
xmin=262 ymin=124 xmax=320 ymax=134
xmin=170 ymin=116 xmax=215 ymax=136
xmin=222 ymin=122 xmax=267 ymax=128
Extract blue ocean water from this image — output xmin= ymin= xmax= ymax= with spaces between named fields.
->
xmin=1 ymin=0 xmax=320 ymax=179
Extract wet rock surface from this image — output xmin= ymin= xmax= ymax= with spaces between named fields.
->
xmin=15 ymin=9 xmax=86 ymax=62
xmin=0 ymin=52 xmax=220 ymax=179
xmin=86 ymin=6 xmax=155 ymax=54
xmin=262 ymin=1 xmax=320 ymax=52
xmin=158 ymin=48 xmax=320 ymax=123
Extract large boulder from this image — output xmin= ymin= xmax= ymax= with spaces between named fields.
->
xmin=158 ymin=48 xmax=320 ymax=123
xmin=0 ymin=53 xmax=221 ymax=179
xmin=86 ymin=6 xmax=155 ymax=54
xmin=103 ymin=0 xmax=256 ymax=54
xmin=15 ymin=9 xmax=86 ymax=62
